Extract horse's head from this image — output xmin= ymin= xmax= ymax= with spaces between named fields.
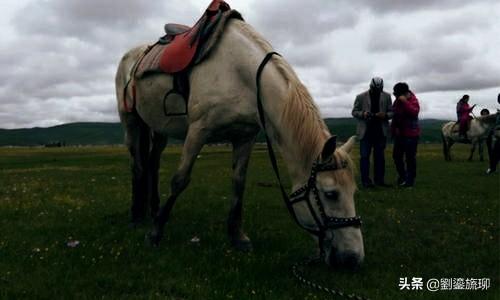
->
xmin=291 ymin=136 xmax=364 ymax=269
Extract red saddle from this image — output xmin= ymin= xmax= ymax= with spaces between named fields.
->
xmin=159 ymin=0 xmax=230 ymax=73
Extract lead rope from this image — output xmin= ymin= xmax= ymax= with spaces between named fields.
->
xmin=292 ymin=256 xmax=370 ymax=300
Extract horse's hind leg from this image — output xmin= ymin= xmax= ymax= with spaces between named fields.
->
xmin=442 ymin=134 xmax=450 ymax=161
xmin=228 ymin=137 xmax=256 ymax=251
xmin=148 ymin=132 xmax=168 ymax=217
xmin=122 ymin=113 xmax=151 ymax=225
xmin=148 ymin=124 xmax=208 ymax=245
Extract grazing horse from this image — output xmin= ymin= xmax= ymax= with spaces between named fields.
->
xmin=115 ymin=19 xmax=364 ymax=268
xmin=441 ymin=114 xmax=498 ymax=161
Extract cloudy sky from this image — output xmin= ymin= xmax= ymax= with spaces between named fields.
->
xmin=0 ymin=0 xmax=499 ymax=128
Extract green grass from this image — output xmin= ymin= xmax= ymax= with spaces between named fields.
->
xmin=0 ymin=144 xmax=498 ymax=299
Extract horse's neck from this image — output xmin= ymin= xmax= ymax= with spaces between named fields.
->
xmin=259 ymin=71 xmax=328 ymax=187
xmin=473 ymin=117 xmax=493 ymax=135
xmin=268 ymin=109 xmax=327 ymax=188
xmin=229 ymin=21 xmax=328 ymax=188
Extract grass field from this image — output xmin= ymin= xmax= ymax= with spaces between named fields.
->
xmin=0 ymin=144 xmax=498 ymax=299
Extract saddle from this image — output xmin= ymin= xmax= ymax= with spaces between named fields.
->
xmin=160 ymin=1 xmax=229 ymax=73
xmin=135 ymin=0 xmax=243 ymax=77
xmin=125 ymin=0 xmax=243 ymax=113
xmin=450 ymin=123 xmax=471 ymax=142
xmin=163 ymin=24 xmax=190 ymax=36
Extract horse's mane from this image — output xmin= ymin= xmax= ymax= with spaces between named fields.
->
xmin=237 ymin=22 xmax=330 ymax=167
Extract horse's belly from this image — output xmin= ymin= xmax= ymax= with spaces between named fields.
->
xmin=135 ymin=74 xmax=189 ymax=139
xmin=207 ymin=122 xmax=260 ymax=143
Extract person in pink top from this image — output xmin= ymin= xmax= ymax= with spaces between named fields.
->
xmin=391 ymin=82 xmax=420 ymax=187
xmin=456 ymin=95 xmax=476 ymax=139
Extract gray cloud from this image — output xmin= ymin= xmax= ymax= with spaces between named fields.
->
xmin=252 ymin=0 xmax=360 ymax=45
xmin=0 ymin=0 xmax=499 ymax=128
xmin=358 ymin=0 xmax=496 ymax=14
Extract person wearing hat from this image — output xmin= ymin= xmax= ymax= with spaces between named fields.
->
xmin=486 ymin=93 xmax=500 ymax=174
xmin=391 ymin=82 xmax=420 ymax=187
xmin=352 ymin=77 xmax=393 ymax=188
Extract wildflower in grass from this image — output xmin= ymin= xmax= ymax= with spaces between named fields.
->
xmin=67 ymin=240 xmax=80 ymax=248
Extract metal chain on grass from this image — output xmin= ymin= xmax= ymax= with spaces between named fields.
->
xmin=292 ymin=256 xmax=370 ymax=300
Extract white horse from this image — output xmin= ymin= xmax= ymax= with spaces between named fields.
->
xmin=115 ymin=19 xmax=363 ymax=268
xmin=441 ymin=114 xmax=498 ymax=161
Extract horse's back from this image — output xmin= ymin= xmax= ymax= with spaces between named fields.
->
xmin=442 ymin=122 xmax=456 ymax=136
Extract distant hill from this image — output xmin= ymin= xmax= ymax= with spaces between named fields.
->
xmin=323 ymin=118 xmax=446 ymax=144
xmin=0 ymin=123 xmax=124 ymax=147
xmin=0 ymin=119 xmax=448 ymax=146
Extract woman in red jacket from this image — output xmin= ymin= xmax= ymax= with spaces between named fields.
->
xmin=391 ymin=82 xmax=420 ymax=187
xmin=456 ymin=95 xmax=476 ymax=139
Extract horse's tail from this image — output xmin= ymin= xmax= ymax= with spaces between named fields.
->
xmin=115 ymin=45 xmax=149 ymax=114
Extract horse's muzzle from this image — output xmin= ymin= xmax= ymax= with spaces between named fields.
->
xmin=328 ymin=250 xmax=363 ymax=270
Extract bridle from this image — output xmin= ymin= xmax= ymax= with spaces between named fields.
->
xmin=288 ymin=158 xmax=362 ymax=247
xmin=255 ymin=52 xmax=362 ymax=253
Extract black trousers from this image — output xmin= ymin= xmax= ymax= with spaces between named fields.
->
xmin=360 ymin=136 xmax=386 ymax=184
xmin=393 ymin=136 xmax=419 ymax=185
xmin=486 ymin=132 xmax=500 ymax=172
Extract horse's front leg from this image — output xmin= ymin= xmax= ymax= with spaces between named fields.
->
xmin=468 ymin=139 xmax=477 ymax=161
xmin=148 ymin=124 xmax=207 ymax=246
xmin=148 ymin=132 xmax=168 ymax=217
xmin=478 ymin=139 xmax=484 ymax=162
xmin=228 ymin=137 xmax=256 ymax=251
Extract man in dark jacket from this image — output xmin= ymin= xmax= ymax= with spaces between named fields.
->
xmin=391 ymin=82 xmax=420 ymax=187
xmin=352 ymin=77 xmax=393 ymax=188
xmin=486 ymin=93 xmax=500 ymax=174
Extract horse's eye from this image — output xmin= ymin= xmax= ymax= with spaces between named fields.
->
xmin=324 ymin=190 xmax=339 ymax=201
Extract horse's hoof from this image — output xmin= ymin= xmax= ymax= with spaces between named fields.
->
xmin=129 ymin=220 xmax=145 ymax=229
xmin=231 ymin=239 xmax=253 ymax=252
xmin=146 ymin=230 xmax=162 ymax=247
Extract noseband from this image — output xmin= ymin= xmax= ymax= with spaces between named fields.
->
xmin=256 ymin=52 xmax=362 ymax=247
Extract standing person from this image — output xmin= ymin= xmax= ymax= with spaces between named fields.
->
xmin=352 ymin=77 xmax=393 ymax=188
xmin=456 ymin=95 xmax=476 ymax=139
xmin=486 ymin=93 xmax=500 ymax=174
xmin=391 ymin=82 xmax=420 ymax=187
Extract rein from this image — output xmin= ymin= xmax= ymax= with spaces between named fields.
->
xmin=255 ymin=52 xmax=367 ymax=299
xmin=292 ymin=257 xmax=370 ymax=300
xmin=255 ymin=52 xmax=362 ymax=237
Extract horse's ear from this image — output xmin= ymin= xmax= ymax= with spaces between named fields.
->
xmin=321 ymin=135 xmax=337 ymax=161
xmin=339 ymin=135 xmax=356 ymax=153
